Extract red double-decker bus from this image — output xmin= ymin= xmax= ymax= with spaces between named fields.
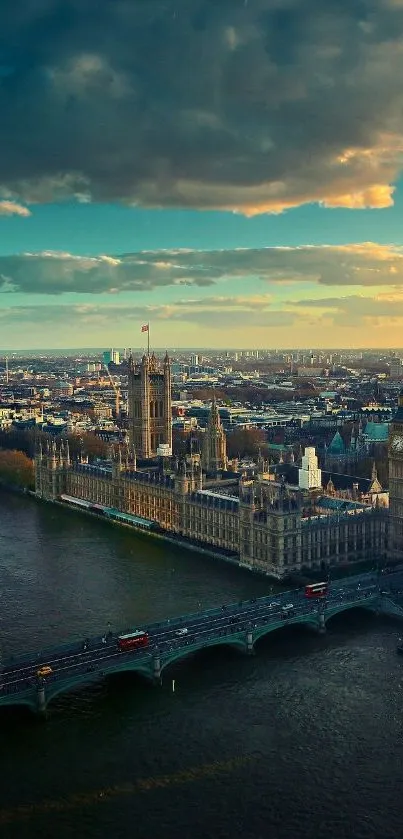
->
xmin=305 ymin=582 xmax=328 ymax=598
xmin=117 ymin=631 xmax=149 ymax=651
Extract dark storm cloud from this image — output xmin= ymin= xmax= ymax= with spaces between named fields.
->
xmin=0 ymin=243 xmax=402 ymax=294
xmin=1 ymin=0 xmax=403 ymax=212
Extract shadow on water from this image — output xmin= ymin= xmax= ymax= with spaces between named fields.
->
xmin=0 ymin=706 xmax=38 ymax=725
xmin=253 ymin=621 xmax=318 ymax=650
xmin=252 ymin=609 xmax=383 ymax=665
xmin=164 ymin=642 xmax=242 ymax=675
xmin=325 ymin=606 xmax=377 ymax=631
xmin=50 ymin=675 xmax=158 ymax=720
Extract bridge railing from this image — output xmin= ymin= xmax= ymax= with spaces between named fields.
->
xmin=0 ymin=588 xmax=393 ymax=700
xmin=2 ymin=569 xmax=401 ymax=675
xmin=115 ymin=590 xmax=299 ymax=639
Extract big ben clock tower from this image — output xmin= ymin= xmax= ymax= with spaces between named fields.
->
xmin=388 ymin=390 xmax=403 ymax=559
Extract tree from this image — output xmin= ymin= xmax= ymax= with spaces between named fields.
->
xmin=0 ymin=428 xmax=38 ymax=458
xmin=227 ymin=427 xmax=267 ymax=459
xmin=0 ymin=449 xmax=34 ymax=489
xmin=0 ymin=427 xmax=109 ymax=462
xmin=66 ymin=433 xmax=109 ymax=460
xmin=191 ymin=388 xmax=227 ymax=402
xmin=172 ymin=428 xmax=189 ymax=457
xmin=172 ymin=428 xmax=204 ymax=457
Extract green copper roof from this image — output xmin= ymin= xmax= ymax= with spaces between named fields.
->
xmin=364 ymin=422 xmax=389 ymax=442
xmin=328 ymin=431 xmax=345 ymax=453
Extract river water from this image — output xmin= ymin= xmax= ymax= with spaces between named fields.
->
xmin=0 ymin=489 xmax=402 ymax=839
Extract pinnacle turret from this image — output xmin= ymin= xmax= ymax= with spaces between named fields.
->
xmin=201 ymin=392 xmax=227 ymax=476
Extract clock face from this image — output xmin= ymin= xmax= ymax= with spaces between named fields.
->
xmin=391 ymin=435 xmax=403 ymax=452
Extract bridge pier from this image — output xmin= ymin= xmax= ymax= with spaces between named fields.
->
xmin=36 ymin=682 xmax=47 ymax=716
xmin=317 ymin=612 xmax=326 ymax=635
xmin=153 ymin=655 xmax=162 ymax=685
xmin=246 ymin=630 xmax=255 ymax=655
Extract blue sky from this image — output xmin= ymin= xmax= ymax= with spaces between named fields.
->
xmin=2 ymin=0 xmax=403 ymax=349
xmin=4 ymin=194 xmax=403 ymax=257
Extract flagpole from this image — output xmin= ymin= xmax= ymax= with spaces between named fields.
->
xmin=147 ymin=323 xmax=150 ymax=356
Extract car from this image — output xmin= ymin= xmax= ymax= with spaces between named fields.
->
xmin=37 ymin=665 xmax=53 ymax=678
xmin=175 ymin=628 xmax=188 ymax=636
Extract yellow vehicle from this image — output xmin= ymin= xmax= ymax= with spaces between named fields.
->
xmin=37 ymin=665 xmax=53 ymax=678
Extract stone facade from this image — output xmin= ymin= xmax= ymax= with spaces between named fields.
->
xmin=237 ymin=478 xmax=386 ymax=576
xmin=127 ymin=352 xmax=172 ymax=459
xmin=35 ymin=440 xmax=387 ymax=579
xmin=33 ymin=363 xmax=388 ymax=579
xmin=324 ymin=425 xmax=366 ymax=471
xmin=388 ymin=391 xmax=403 ymax=559
xmin=201 ymin=393 xmax=227 ymax=477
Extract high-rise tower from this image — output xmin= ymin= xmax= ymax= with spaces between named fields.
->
xmin=201 ymin=393 xmax=227 ymax=476
xmin=388 ymin=390 xmax=403 ymax=558
xmin=127 ymin=351 xmax=172 ymax=459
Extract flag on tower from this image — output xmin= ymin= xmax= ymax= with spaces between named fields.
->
xmin=141 ymin=324 xmax=149 ymax=333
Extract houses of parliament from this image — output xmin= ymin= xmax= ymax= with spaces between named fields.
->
xmin=35 ymin=351 xmax=399 ymax=579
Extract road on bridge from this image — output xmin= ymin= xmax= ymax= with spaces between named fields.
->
xmin=0 ymin=572 xmax=382 ymax=702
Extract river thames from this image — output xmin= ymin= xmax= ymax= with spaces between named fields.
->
xmin=0 ymin=489 xmax=402 ymax=839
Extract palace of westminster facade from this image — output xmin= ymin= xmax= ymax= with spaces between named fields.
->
xmin=35 ymin=352 xmax=403 ymax=579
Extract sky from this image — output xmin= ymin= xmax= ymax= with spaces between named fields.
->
xmin=2 ymin=0 xmax=403 ymax=350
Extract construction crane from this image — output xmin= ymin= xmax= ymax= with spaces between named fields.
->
xmin=103 ymin=364 xmax=121 ymax=419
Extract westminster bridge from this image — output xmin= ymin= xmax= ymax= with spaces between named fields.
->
xmin=2 ymin=568 xmax=403 ymax=715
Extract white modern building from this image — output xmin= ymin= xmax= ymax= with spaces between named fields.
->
xmin=298 ymin=447 xmax=322 ymax=490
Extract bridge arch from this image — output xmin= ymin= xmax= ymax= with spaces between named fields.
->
xmin=160 ymin=636 xmax=247 ymax=674
xmin=252 ymin=614 xmax=319 ymax=646
xmin=0 ymin=692 xmax=39 ymax=715
xmin=45 ymin=660 xmax=155 ymax=707
xmin=324 ymin=600 xmax=377 ymax=625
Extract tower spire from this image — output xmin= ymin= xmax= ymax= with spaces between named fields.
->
xmin=210 ymin=388 xmax=221 ymax=427
xmin=201 ymin=390 xmax=227 ymax=476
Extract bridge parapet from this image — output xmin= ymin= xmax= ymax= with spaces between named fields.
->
xmin=3 ymin=570 xmax=403 ymax=715
xmin=377 ymin=597 xmax=403 ymax=619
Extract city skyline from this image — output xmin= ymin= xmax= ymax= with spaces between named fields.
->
xmin=3 ymin=2 xmax=403 ymax=348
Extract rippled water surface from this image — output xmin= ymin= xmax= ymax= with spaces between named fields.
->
xmin=0 ymin=490 xmax=402 ymax=839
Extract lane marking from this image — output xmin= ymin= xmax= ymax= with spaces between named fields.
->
xmin=1 ymin=592 xmax=377 ymax=694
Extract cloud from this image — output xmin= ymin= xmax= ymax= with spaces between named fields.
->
xmin=143 ymin=293 xmax=291 ymax=328
xmin=0 ymin=296 xmax=293 ymax=332
xmin=1 ymin=291 xmax=401 ymax=347
xmin=290 ymin=291 xmax=403 ymax=327
xmin=1 ymin=1 xmax=403 ymax=213
xmin=2 ymin=242 xmax=403 ymax=294
xmin=0 ymin=200 xmax=31 ymax=217
xmin=0 ymin=250 xmax=216 ymax=294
